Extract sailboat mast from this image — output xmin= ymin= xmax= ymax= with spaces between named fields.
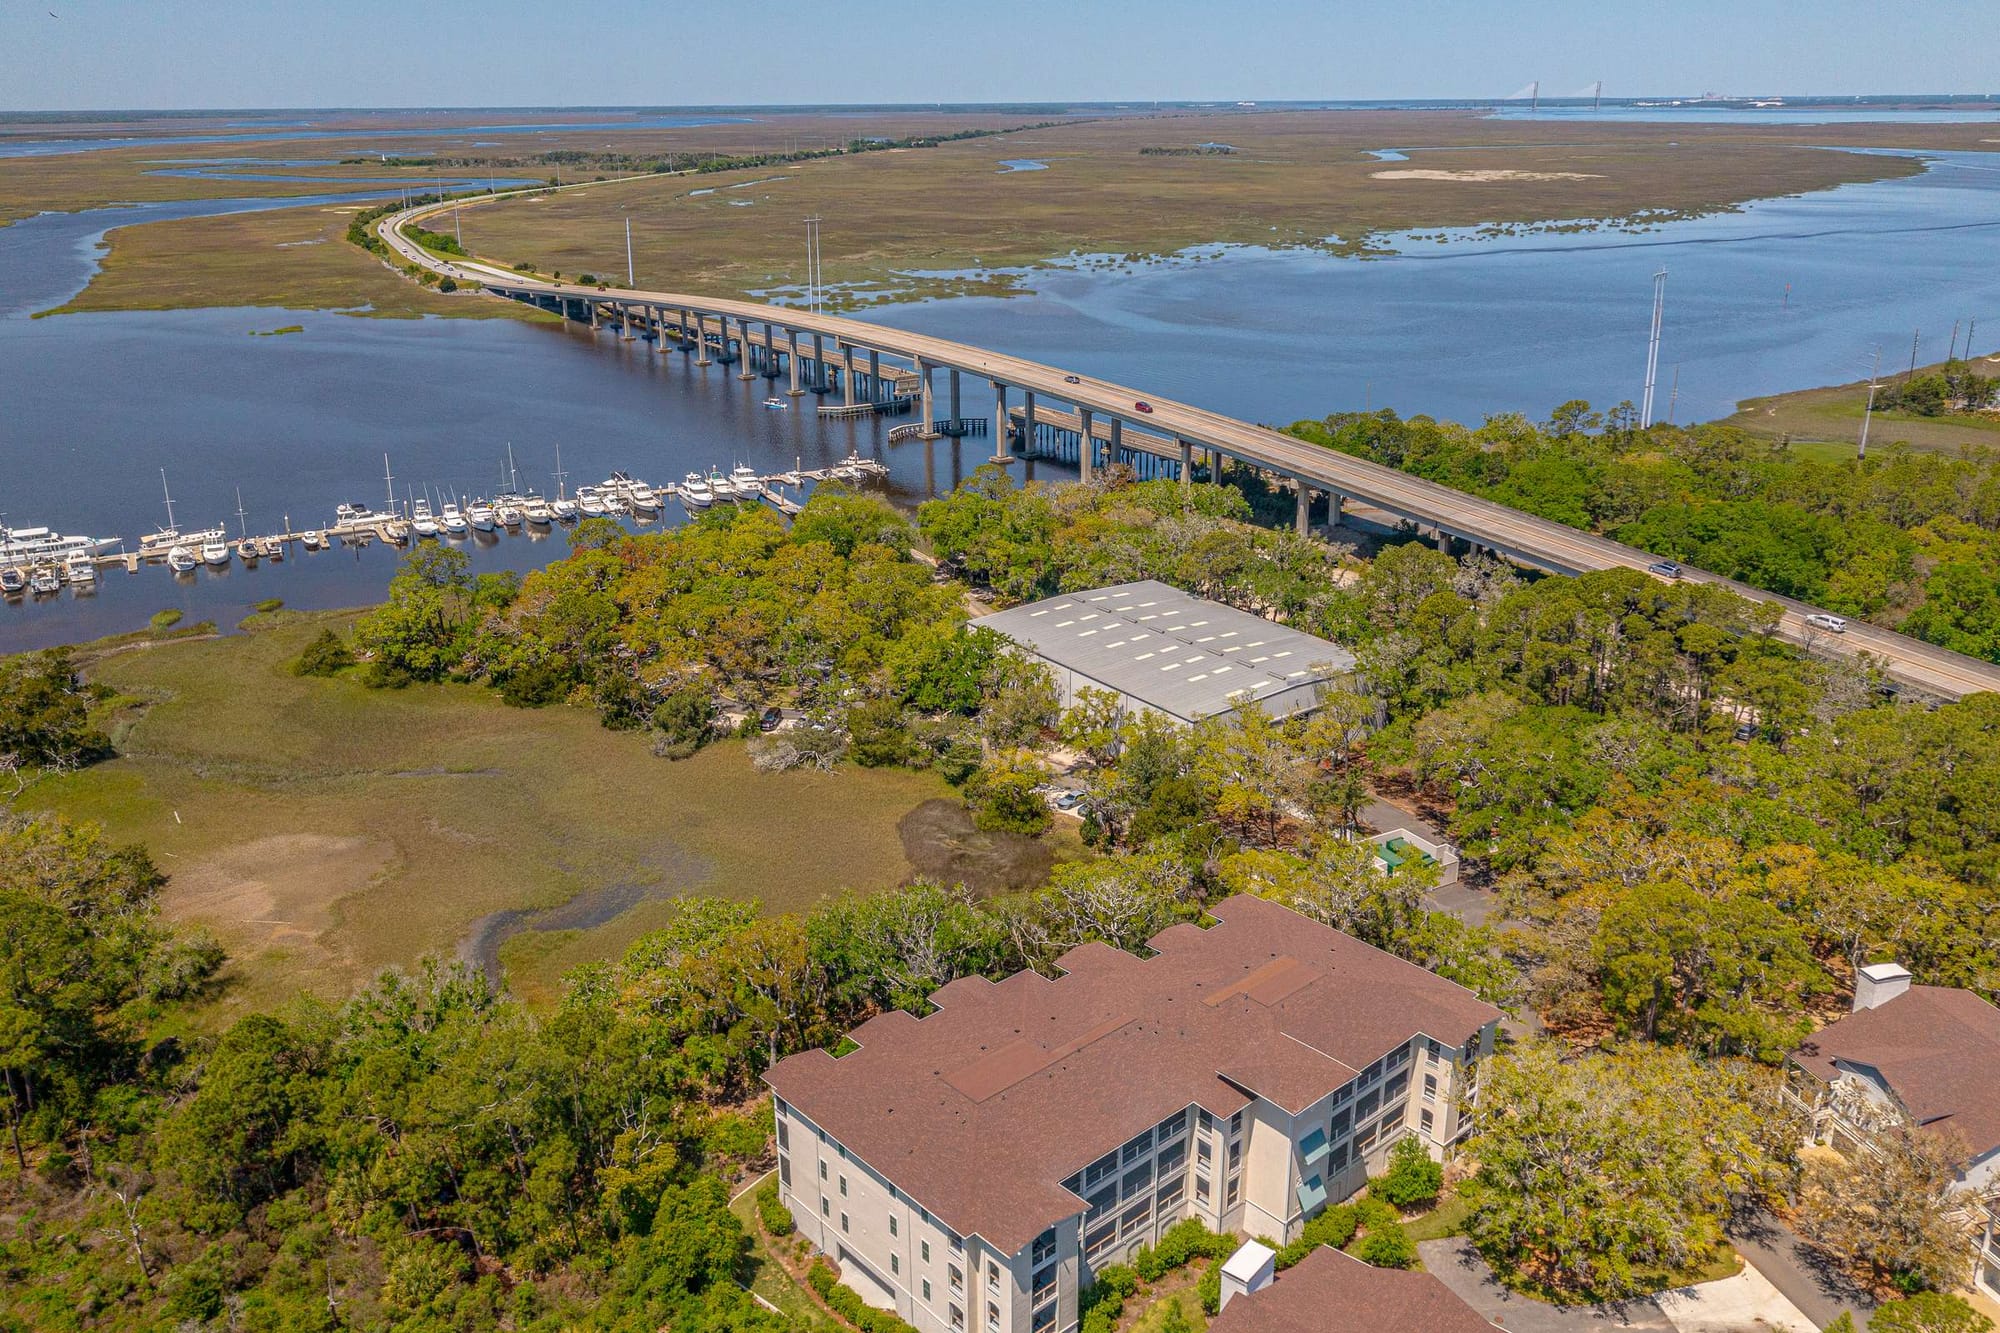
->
xmin=236 ymin=487 xmax=248 ymax=538
xmin=553 ymin=442 xmax=568 ymax=500
xmin=161 ymin=469 xmax=178 ymax=532
xmin=383 ymin=453 xmax=396 ymax=515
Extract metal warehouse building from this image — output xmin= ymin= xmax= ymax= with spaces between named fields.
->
xmin=979 ymin=580 xmax=1356 ymax=724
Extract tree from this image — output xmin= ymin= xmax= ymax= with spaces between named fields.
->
xmin=355 ymin=544 xmax=493 ymax=683
xmin=1464 ymin=1042 xmax=1795 ymax=1299
xmin=888 ymin=624 xmax=1000 ymax=715
xmin=1795 ymin=1123 xmax=1976 ymax=1293
xmin=1060 ymin=686 xmax=1126 ymax=768
xmin=1192 ymin=704 xmax=1304 ymax=845
xmin=291 ymin=627 xmax=355 ymax=677
xmin=966 ymin=751 xmax=1050 ymax=835
xmin=0 ymin=648 xmax=112 ymax=776
xmin=981 ymin=656 xmax=1061 ymax=749
xmin=1374 ymin=1135 xmax=1443 ymax=1208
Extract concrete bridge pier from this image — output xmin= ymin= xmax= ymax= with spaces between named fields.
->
xmin=947 ymin=369 xmax=963 ymax=433
xmin=1328 ymin=493 xmax=1344 ymax=527
xmin=589 ymin=300 xmax=600 ymax=330
xmin=1022 ymin=391 xmax=1037 ymax=453
xmin=764 ymin=324 xmax=781 ymax=379
xmin=788 ymin=331 xmax=805 ymax=396
xmin=620 ymin=304 xmax=633 ymax=342
xmin=993 ymin=383 xmax=1016 ymax=464
xmin=678 ymin=307 xmax=695 ymax=352
xmin=808 ymin=333 xmax=825 ymax=391
xmin=867 ymin=350 xmax=882 ymax=402
xmin=1179 ymin=437 xmax=1193 ymax=487
xmin=694 ymin=313 xmax=712 ymax=366
xmin=1078 ymin=408 xmax=1095 ymax=481
xmin=1295 ymin=485 xmax=1313 ymax=535
xmin=737 ymin=317 xmax=756 ymax=379
xmin=917 ymin=359 xmax=938 ymax=437
xmin=1109 ymin=418 xmax=1124 ymax=468
xmin=841 ymin=346 xmax=858 ymax=402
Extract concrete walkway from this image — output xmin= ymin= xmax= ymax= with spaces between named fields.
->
xmin=1655 ymin=1265 xmax=1816 ymax=1333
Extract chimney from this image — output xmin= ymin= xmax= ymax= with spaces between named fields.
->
xmin=1854 ymin=962 xmax=1913 ymax=1012
xmin=1219 ymin=1240 xmax=1276 ymax=1311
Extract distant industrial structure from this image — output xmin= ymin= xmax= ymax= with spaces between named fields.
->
xmin=979 ymin=581 xmax=1356 ymax=725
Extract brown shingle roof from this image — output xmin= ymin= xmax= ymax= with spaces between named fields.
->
xmin=764 ymin=896 xmax=1500 ymax=1255
xmin=1207 ymin=1246 xmax=1496 ymax=1333
xmin=1790 ymin=986 xmax=2000 ymax=1156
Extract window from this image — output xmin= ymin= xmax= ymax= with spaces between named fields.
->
xmin=1197 ymin=1138 xmax=1212 ymax=1164
xmin=1332 ymin=1142 xmax=1351 ymax=1170
xmin=1157 ymin=1177 xmax=1185 ymax=1212
xmin=1085 ymin=1151 xmax=1118 ymax=1189
xmin=950 ymin=1305 xmax=964 ymax=1331
xmin=1426 ymin=1038 xmax=1443 ymax=1061
xmin=988 ymin=1303 xmax=1000 ymax=1333
xmin=1198 ymin=1109 xmax=1214 ymax=1132
xmin=1085 ymin=1219 xmax=1117 ymax=1258
xmin=1122 ymin=1163 xmax=1152 ymax=1200
xmin=1332 ymin=1084 xmax=1353 ymax=1108
xmin=779 ymin=1155 xmax=792 ymax=1187
xmin=1032 ymin=1266 xmax=1056 ymax=1305
xmin=1086 ymin=1184 xmax=1116 ymax=1221
xmin=1157 ymin=1139 xmax=1187 ymax=1175
xmin=893 ymin=1254 xmax=901 ymax=1275
xmin=923 ymin=1241 xmax=931 ymax=1263
xmin=890 ymin=1215 xmax=898 ymax=1237
xmin=1225 ymin=1178 xmax=1240 ymax=1206
xmin=951 ymin=1233 xmax=964 ymax=1254
xmin=1388 ymin=1045 xmax=1411 ymax=1070
xmin=1229 ymin=1111 xmax=1243 ymax=1134
xmin=1122 ymin=1130 xmax=1153 ymax=1165
xmin=1159 ymin=1112 xmax=1187 ymax=1141
xmin=1357 ymin=1088 xmax=1381 ymax=1118
xmin=819 ymin=1160 xmax=828 ymax=1181
xmin=1331 ymin=1106 xmax=1352 ymax=1135
xmin=777 ymin=1119 xmax=790 ymax=1150
xmin=821 ymin=1198 xmax=830 ymax=1218
xmin=1120 ymin=1200 xmax=1150 ymax=1237
xmin=1033 ymin=1305 xmax=1057 ymax=1333
xmin=1196 ymin=1175 xmax=1211 ymax=1202
xmin=1420 ymin=1108 xmax=1436 ymax=1134
xmin=841 ymin=1212 xmax=849 ymax=1234
xmin=839 ymin=1175 xmax=848 ymax=1197
xmin=1226 ymin=1141 xmax=1241 ymax=1170
xmin=949 ymin=1265 xmax=963 ymax=1295
xmin=924 ymin=1280 xmax=933 ymax=1302
xmin=1424 ymin=1074 xmax=1439 ymax=1102
xmin=988 ymin=1262 xmax=1000 ymax=1293
xmin=1032 ymin=1229 xmax=1057 ymax=1268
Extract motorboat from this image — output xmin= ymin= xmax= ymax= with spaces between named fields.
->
xmin=259 ymin=537 xmax=284 ymax=561
xmin=613 ymin=473 xmax=660 ymax=513
xmin=679 ymin=472 xmax=713 ymax=508
xmin=381 ymin=519 xmax=411 ymax=545
xmin=707 ymin=467 xmax=742 ymax=501
xmin=334 ymin=501 xmax=377 ymax=526
xmin=762 ymin=397 xmax=788 ymax=409
xmin=63 ymin=552 xmax=97 ymax=586
xmin=28 ymin=565 xmax=61 ymax=595
xmin=167 ymin=545 xmax=198 ymax=573
xmin=235 ymin=536 xmax=260 ymax=563
xmin=301 ymin=530 xmax=326 ymax=551
xmin=467 ymin=501 xmax=497 ymax=532
xmin=523 ymin=497 xmax=552 ymax=525
xmin=494 ymin=501 xmax=524 ymax=529
xmin=730 ymin=464 xmax=762 ymax=497
xmin=201 ymin=537 xmax=231 ymax=566
xmin=439 ymin=503 xmax=468 ymax=536
xmin=411 ymin=499 xmax=440 ymax=538
xmin=0 ymin=567 xmax=24 ymax=595
xmin=550 ymin=495 xmax=578 ymax=522
xmin=0 ymin=525 xmax=118 ymax=567
xmin=576 ymin=486 xmax=609 ymax=517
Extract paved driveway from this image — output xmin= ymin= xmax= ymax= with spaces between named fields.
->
xmin=1655 ymin=1265 xmax=1814 ymax=1333
xmin=1728 ymin=1210 xmax=1874 ymax=1331
xmin=1418 ymin=1239 xmax=1673 ymax=1332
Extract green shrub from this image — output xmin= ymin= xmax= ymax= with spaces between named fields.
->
xmin=808 ymin=1260 xmax=922 ymax=1333
xmin=755 ymin=1179 xmax=794 ymax=1237
xmin=1355 ymin=1221 xmax=1417 ymax=1270
xmin=1276 ymin=1204 xmax=1361 ymax=1269
xmin=292 ymin=627 xmax=355 ymax=677
xmin=150 ymin=608 xmax=183 ymax=630
xmin=1133 ymin=1218 xmax=1229 ymax=1280
xmin=1870 ymin=1293 xmax=1993 ymax=1333
xmin=1196 ymin=1259 xmax=1222 ymax=1316
xmin=1375 ymin=1137 xmax=1444 ymax=1209
xmin=1354 ymin=1196 xmax=1399 ymax=1232
xmin=255 ymin=598 xmax=284 ymax=613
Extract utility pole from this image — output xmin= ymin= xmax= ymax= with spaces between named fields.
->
xmin=1908 ymin=329 xmax=1921 ymax=383
xmin=804 ymin=215 xmax=823 ymax=312
xmin=1949 ymin=319 xmax=1961 ymax=360
xmin=1859 ymin=346 xmax=1883 ymax=460
xmin=1592 ymin=80 xmax=1603 ymax=112
xmin=1640 ymin=267 xmax=1668 ymax=428
xmin=1667 ymin=363 xmax=1681 ymax=425
xmin=625 ymin=216 xmax=635 ymax=287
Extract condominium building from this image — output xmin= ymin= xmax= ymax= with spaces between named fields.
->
xmin=764 ymin=895 xmax=1501 ymax=1333
xmin=1784 ymin=964 xmax=2000 ymax=1301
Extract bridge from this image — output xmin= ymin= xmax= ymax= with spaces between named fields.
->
xmin=382 ymin=197 xmax=2000 ymax=702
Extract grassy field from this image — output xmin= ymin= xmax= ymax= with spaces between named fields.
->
xmin=40 ymin=108 xmax=2000 ymax=318
xmin=451 ymin=111 xmax=1981 ymax=308
xmin=1720 ymin=350 xmax=2000 ymax=454
xmin=49 ymin=201 xmax=547 ymax=320
xmin=22 ymin=611 xmax=959 ymax=1019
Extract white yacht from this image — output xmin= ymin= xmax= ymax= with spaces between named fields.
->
xmin=439 ymin=503 xmax=468 ymax=536
xmin=334 ymin=501 xmax=378 ymax=526
xmin=730 ymin=464 xmax=762 ymax=497
xmin=201 ymin=537 xmax=231 ymax=566
xmin=523 ymin=496 xmax=552 ymax=526
xmin=679 ymin=472 xmax=713 ymax=508
xmin=0 ymin=567 xmax=24 ymax=596
xmin=64 ymin=552 xmax=97 ymax=586
xmin=707 ymin=467 xmax=742 ymax=501
xmin=550 ymin=495 xmax=578 ymax=523
xmin=494 ymin=501 xmax=524 ymax=529
xmin=0 ymin=525 xmax=118 ymax=567
xmin=381 ymin=520 xmax=411 ymax=545
xmin=576 ymin=487 xmax=609 ymax=517
xmin=235 ymin=536 xmax=261 ymax=563
xmin=622 ymin=476 xmax=662 ymax=513
xmin=467 ymin=501 xmax=497 ymax=532
xmin=28 ymin=565 xmax=61 ymax=595
xmin=301 ymin=530 xmax=327 ymax=551
xmin=411 ymin=499 xmax=440 ymax=538
xmin=167 ymin=545 xmax=198 ymax=573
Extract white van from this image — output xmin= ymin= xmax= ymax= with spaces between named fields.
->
xmin=1805 ymin=613 xmax=1848 ymax=633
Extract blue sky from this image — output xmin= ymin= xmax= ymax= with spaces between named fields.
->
xmin=3 ymin=0 xmax=1994 ymax=111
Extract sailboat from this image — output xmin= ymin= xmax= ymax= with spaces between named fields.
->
xmin=550 ymin=443 xmax=578 ymax=522
xmin=233 ymin=488 xmax=260 ymax=563
xmin=142 ymin=470 xmax=226 ymax=558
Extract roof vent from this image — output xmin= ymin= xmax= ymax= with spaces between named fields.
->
xmin=1854 ymin=962 xmax=1913 ymax=1012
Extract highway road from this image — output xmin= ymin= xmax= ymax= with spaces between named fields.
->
xmin=381 ymin=196 xmax=2000 ymax=701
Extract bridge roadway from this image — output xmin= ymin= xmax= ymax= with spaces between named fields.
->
xmin=381 ymin=198 xmax=2000 ymax=701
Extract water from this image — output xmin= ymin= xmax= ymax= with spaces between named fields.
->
xmin=5 ymin=148 xmax=2000 ymax=652
xmin=1490 ymin=107 xmax=2000 ymax=125
xmin=998 ymin=159 xmax=1049 ymax=172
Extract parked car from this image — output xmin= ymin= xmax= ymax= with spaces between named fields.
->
xmin=1733 ymin=721 xmax=1757 ymax=742
xmin=1053 ymin=790 xmax=1083 ymax=812
xmin=1646 ymin=560 xmax=1683 ymax=579
xmin=1134 ymin=400 xmax=1154 ymax=414
xmin=759 ymin=706 xmax=783 ymax=732
xmin=1805 ymin=612 xmax=1849 ymax=633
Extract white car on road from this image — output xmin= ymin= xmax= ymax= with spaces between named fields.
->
xmin=1805 ymin=613 xmax=1848 ymax=633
